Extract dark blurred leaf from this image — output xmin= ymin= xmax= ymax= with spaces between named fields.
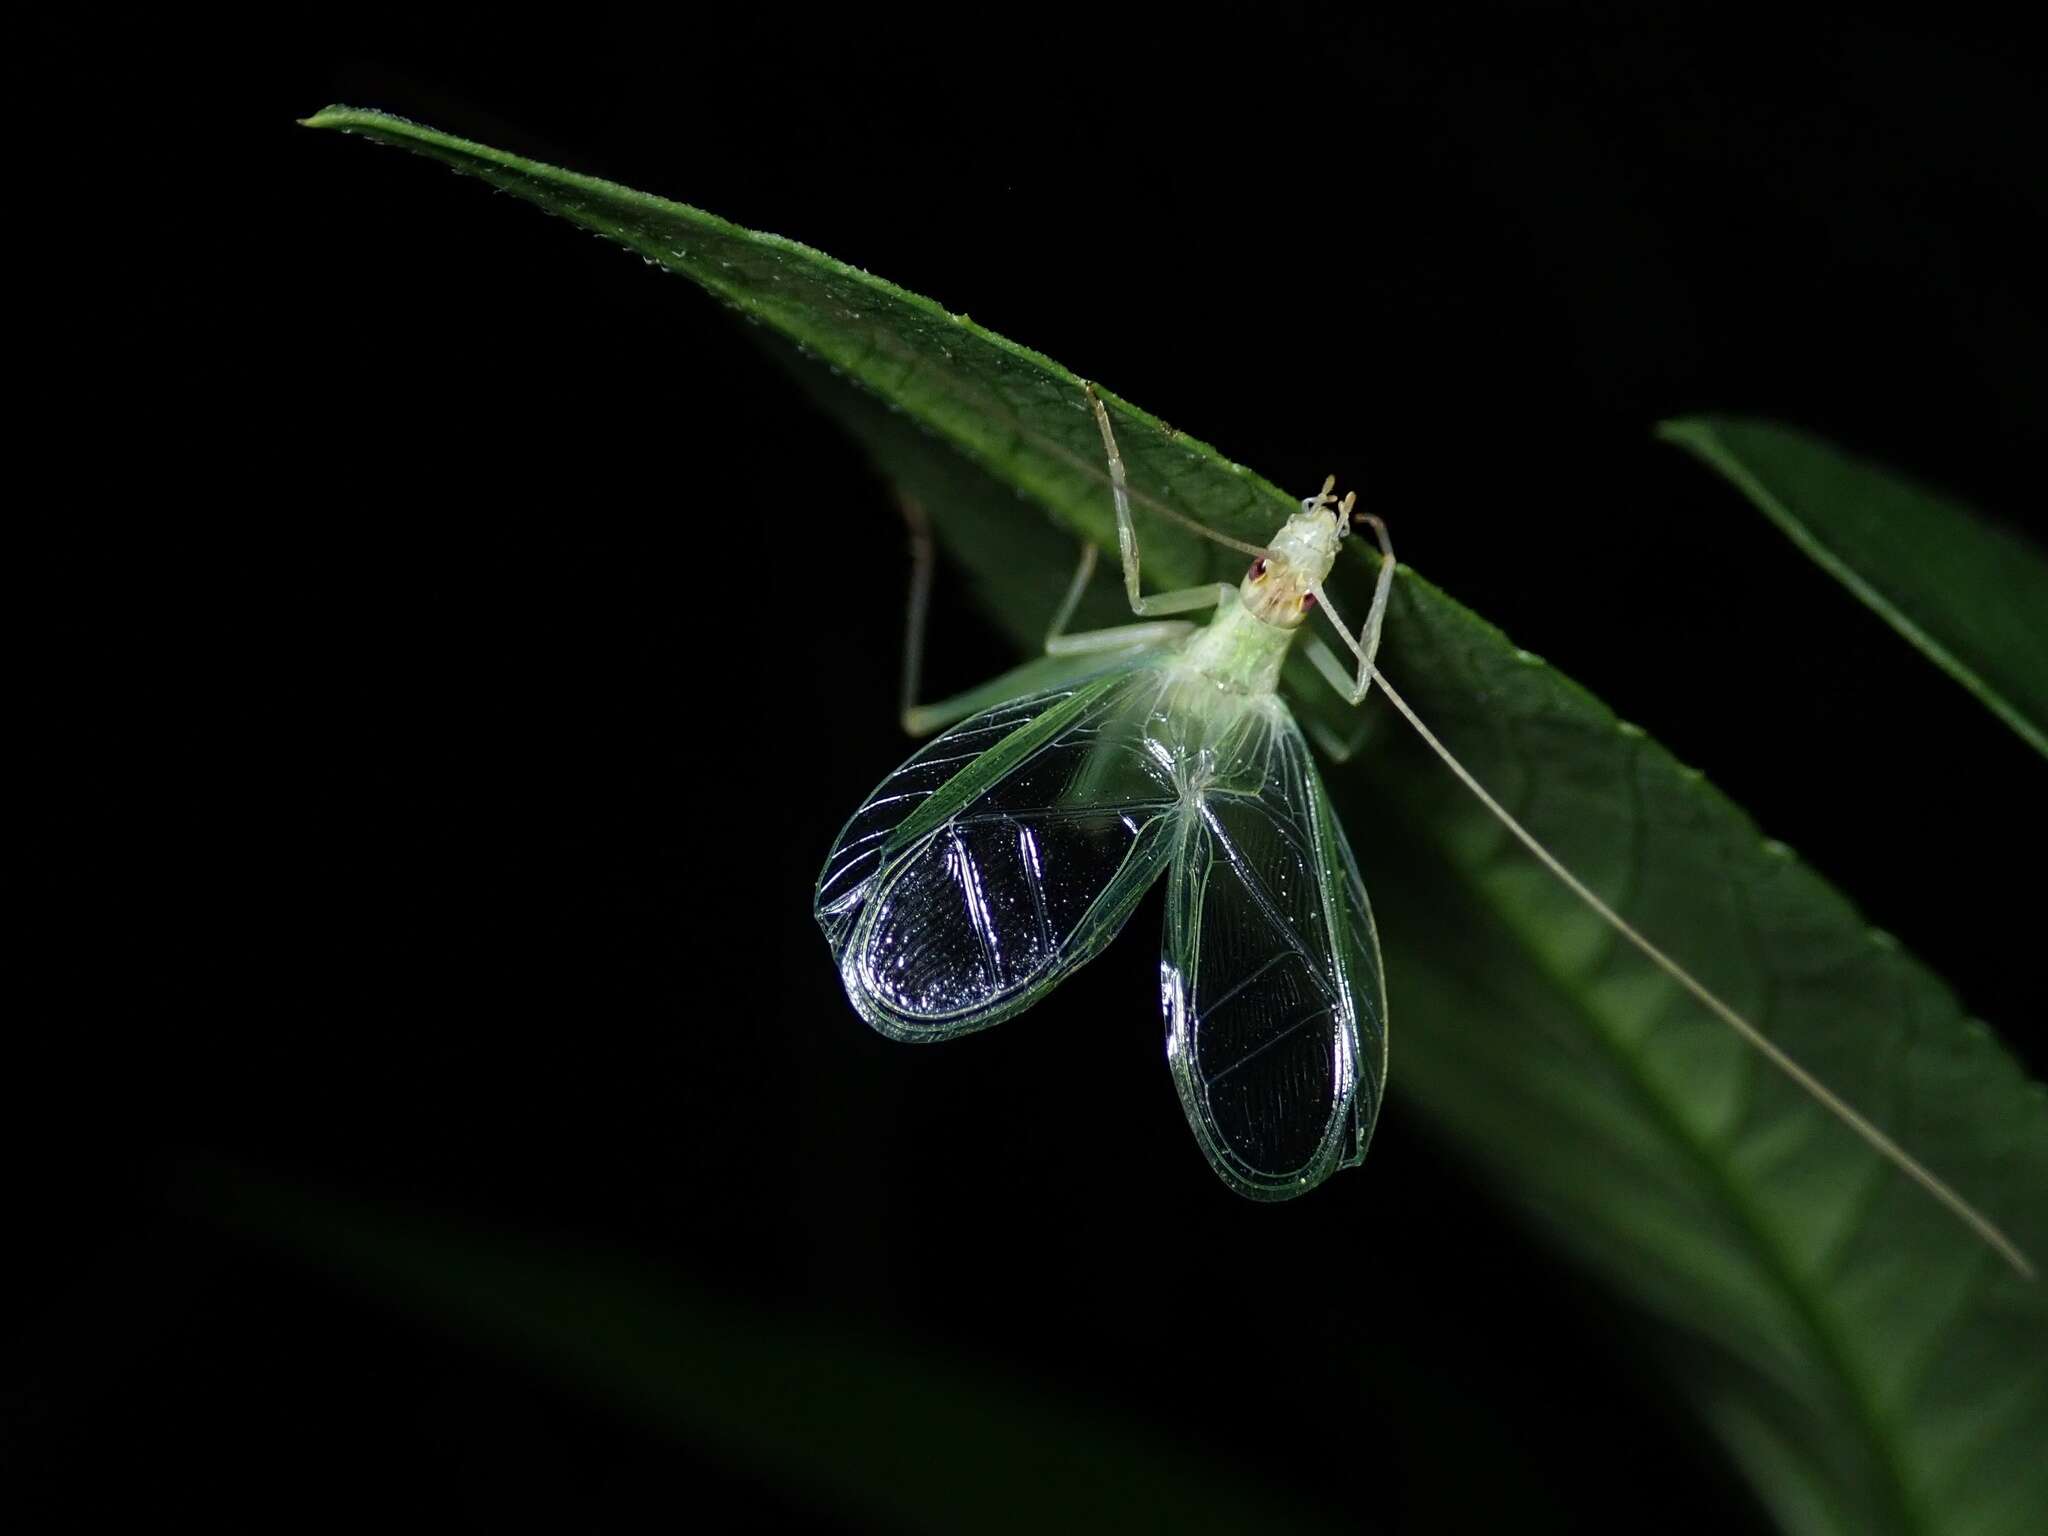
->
xmin=1660 ymin=417 xmax=2048 ymax=759
xmin=191 ymin=1166 xmax=1348 ymax=1536
xmin=304 ymin=107 xmax=2048 ymax=1536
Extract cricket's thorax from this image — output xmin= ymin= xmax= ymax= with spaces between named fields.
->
xmin=1176 ymin=590 xmax=1294 ymax=696
xmin=1175 ymin=504 xmax=1345 ymax=698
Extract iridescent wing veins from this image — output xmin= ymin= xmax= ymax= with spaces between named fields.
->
xmin=816 ymin=659 xmax=1180 ymax=1041
xmin=1162 ymin=702 xmax=1388 ymax=1198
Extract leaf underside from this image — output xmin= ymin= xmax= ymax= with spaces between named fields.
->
xmin=1660 ymin=416 xmax=2048 ymax=760
xmin=304 ymin=106 xmax=2048 ymax=1536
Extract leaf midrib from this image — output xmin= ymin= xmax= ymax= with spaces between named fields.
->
xmin=1413 ymin=763 xmax=1935 ymax=1535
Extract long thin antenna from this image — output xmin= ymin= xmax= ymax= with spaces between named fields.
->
xmin=1370 ymin=671 xmax=2034 ymax=1280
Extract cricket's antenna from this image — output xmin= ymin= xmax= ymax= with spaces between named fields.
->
xmin=1369 ymin=672 xmax=2035 ymax=1281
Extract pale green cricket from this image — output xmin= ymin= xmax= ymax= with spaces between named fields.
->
xmin=817 ymin=386 xmax=2031 ymax=1275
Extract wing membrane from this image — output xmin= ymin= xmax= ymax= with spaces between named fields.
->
xmin=1163 ymin=707 xmax=1387 ymax=1198
xmin=818 ymin=659 xmax=1179 ymax=1041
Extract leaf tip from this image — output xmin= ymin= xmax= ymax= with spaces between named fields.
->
xmin=299 ymin=104 xmax=388 ymax=133
xmin=1652 ymin=416 xmax=1715 ymax=450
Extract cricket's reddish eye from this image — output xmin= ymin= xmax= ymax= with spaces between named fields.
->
xmin=1248 ymin=557 xmax=1269 ymax=581
xmin=1300 ymin=592 xmax=1317 ymax=611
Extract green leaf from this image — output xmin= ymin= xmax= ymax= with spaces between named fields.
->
xmin=186 ymin=1165 xmax=1349 ymax=1536
xmin=305 ymin=106 xmax=2048 ymax=1536
xmin=1658 ymin=416 xmax=2048 ymax=760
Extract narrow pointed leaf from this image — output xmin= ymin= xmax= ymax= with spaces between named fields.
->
xmin=305 ymin=106 xmax=2048 ymax=1536
xmin=189 ymin=1167 xmax=1348 ymax=1536
xmin=1659 ymin=416 xmax=2048 ymax=759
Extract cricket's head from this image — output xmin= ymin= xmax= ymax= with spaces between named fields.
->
xmin=1240 ymin=476 xmax=1356 ymax=628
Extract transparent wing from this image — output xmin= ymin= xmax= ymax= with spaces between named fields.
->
xmin=817 ymin=659 xmax=1180 ymax=1042
xmin=1163 ymin=705 xmax=1388 ymax=1199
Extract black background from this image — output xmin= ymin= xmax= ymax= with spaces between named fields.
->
xmin=18 ymin=7 xmax=2047 ymax=1532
